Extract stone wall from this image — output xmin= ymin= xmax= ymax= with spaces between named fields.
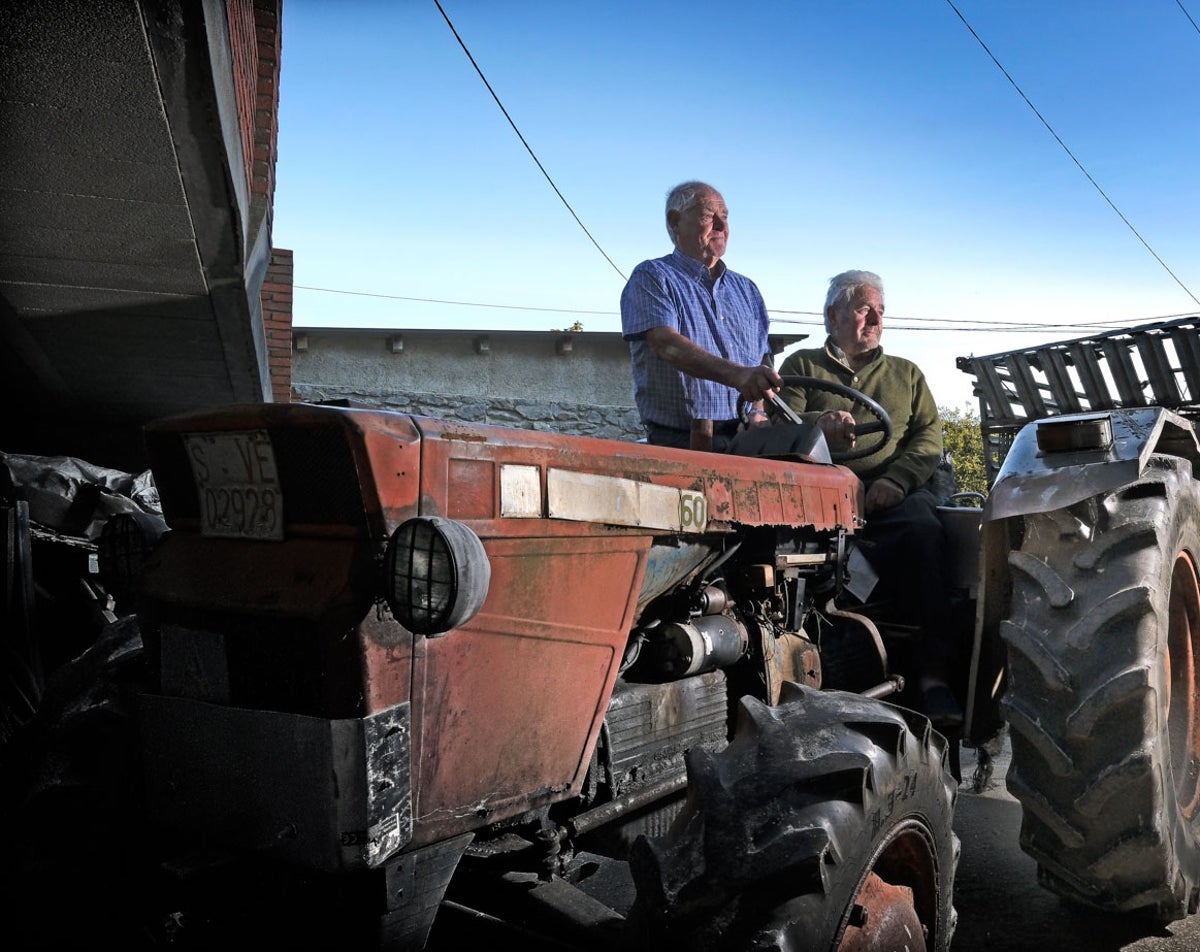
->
xmin=290 ymin=383 xmax=645 ymax=441
xmin=290 ymin=328 xmax=646 ymax=441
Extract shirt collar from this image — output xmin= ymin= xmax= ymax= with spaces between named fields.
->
xmin=671 ymin=248 xmax=726 ymax=284
xmin=825 ymin=335 xmax=883 ymax=368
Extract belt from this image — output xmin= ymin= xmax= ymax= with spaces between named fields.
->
xmin=646 ymin=419 xmax=741 ymax=437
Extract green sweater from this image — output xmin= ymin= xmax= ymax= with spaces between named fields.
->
xmin=773 ymin=337 xmax=943 ymax=492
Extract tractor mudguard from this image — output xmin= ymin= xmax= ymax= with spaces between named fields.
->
xmin=983 ymin=407 xmax=1200 ymax=523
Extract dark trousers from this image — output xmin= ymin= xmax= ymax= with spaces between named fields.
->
xmin=644 ymin=420 xmax=741 ymax=453
xmin=856 ymin=487 xmax=956 ymax=671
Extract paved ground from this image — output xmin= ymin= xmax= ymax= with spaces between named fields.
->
xmin=950 ymin=733 xmax=1200 ymax=951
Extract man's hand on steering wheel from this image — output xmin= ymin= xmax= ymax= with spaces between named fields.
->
xmin=815 ymin=409 xmax=857 ymax=451
xmin=773 ymin=376 xmax=894 ymax=463
xmin=732 ymin=363 xmax=782 ymax=403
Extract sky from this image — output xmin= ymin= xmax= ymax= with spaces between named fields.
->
xmin=273 ymin=0 xmax=1200 ymax=411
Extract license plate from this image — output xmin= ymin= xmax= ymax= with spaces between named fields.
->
xmin=183 ymin=430 xmax=284 ymax=540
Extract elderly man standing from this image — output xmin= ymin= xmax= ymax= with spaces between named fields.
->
xmin=774 ymin=270 xmax=962 ymax=729
xmin=620 ymin=181 xmax=782 ymax=452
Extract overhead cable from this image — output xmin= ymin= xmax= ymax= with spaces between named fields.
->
xmin=433 ymin=1 xmax=627 ymax=282
xmin=945 ymin=0 xmax=1199 ymax=307
xmin=294 ymin=284 xmax=1195 ymax=334
xmin=1177 ymin=0 xmax=1200 ymax=36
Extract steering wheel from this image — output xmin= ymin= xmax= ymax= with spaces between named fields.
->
xmin=770 ymin=375 xmax=893 ymax=462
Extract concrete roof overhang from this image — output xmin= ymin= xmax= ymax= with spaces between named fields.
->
xmin=0 ymin=0 xmax=272 ymax=472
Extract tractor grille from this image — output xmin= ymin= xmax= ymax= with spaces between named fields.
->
xmin=603 ymin=672 xmax=729 ymax=783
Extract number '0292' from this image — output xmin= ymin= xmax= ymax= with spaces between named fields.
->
xmin=204 ymin=486 xmax=279 ymax=534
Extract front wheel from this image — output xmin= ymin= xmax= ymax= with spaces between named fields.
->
xmin=627 ymin=684 xmax=959 ymax=951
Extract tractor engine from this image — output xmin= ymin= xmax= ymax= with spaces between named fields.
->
xmin=535 ymin=525 xmax=845 ymax=864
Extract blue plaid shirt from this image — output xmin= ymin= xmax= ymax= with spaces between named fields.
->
xmin=621 ymin=249 xmax=771 ymax=430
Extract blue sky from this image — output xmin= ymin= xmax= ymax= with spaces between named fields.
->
xmin=274 ymin=0 xmax=1200 ymax=411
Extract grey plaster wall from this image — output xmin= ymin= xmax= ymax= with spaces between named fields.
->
xmin=291 ymin=328 xmax=646 ymax=441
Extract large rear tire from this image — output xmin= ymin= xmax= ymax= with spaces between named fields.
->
xmin=1000 ymin=453 xmax=1200 ymax=920
xmin=627 ymin=683 xmax=959 ymax=951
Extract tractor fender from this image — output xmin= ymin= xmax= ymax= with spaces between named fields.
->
xmin=983 ymin=407 xmax=1200 ymax=523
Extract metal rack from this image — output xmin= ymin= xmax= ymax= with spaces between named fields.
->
xmin=956 ymin=316 xmax=1200 ymax=482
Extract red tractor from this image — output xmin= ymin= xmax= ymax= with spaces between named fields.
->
xmin=50 ymin=313 xmax=1198 ymax=950
xmin=11 ymin=314 xmax=1198 ymax=949
xmin=111 ymin=380 xmax=962 ymax=951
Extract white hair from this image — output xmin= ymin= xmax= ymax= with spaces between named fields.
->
xmin=824 ymin=270 xmax=884 ymax=330
xmin=664 ymin=181 xmax=718 ymax=244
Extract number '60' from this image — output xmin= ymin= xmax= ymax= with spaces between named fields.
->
xmin=680 ymin=493 xmax=706 ymax=528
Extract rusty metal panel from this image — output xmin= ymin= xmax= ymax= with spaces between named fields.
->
xmin=411 ymin=415 xmax=859 ymax=537
xmin=408 ymin=534 xmax=650 ymax=844
xmin=358 ymin=411 xmax=424 ymax=523
xmin=141 ymin=534 xmax=376 ymax=623
xmin=752 ymin=477 xmax=787 ymax=524
xmin=448 ymin=458 xmax=496 ymax=519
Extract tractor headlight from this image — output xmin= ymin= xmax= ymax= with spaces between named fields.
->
xmin=383 ymin=517 xmax=490 ymax=636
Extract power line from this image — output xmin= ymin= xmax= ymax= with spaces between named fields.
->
xmin=294 ymin=283 xmax=1195 ymax=335
xmin=381 ymin=4 xmax=1198 ymax=331
xmin=944 ymin=0 xmax=1199 ymax=308
xmin=433 ymin=0 xmax=627 ymax=282
xmin=294 ymin=285 xmax=615 ymax=316
xmin=1177 ymin=0 xmax=1200 ymax=36
xmin=775 ymin=309 xmax=1200 ymax=329
xmin=770 ymin=316 xmax=1171 ymax=335
xmin=438 ymin=0 xmax=1199 ymax=309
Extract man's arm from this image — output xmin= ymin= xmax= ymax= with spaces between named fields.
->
xmin=880 ymin=373 xmax=943 ymax=492
xmin=644 ymin=326 xmax=781 ymax=404
xmin=773 ymin=349 xmax=847 ymax=431
xmin=859 ymin=365 xmax=943 ymax=512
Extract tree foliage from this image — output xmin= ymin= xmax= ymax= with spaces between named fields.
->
xmin=939 ymin=403 xmax=989 ymax=498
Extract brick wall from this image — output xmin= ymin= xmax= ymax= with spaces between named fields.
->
xmin=251 ymin=0 xmax=282 ymax=210
xmin=262 ymin=248 xmax=294 ymax=403
xmin=225 ymin=0 xmax=281 ymax=210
